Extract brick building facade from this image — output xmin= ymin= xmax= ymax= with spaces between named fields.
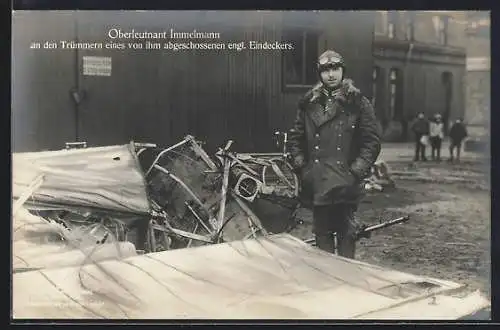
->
xmin=372 ymin=11 xmax=467 ymax=141
xmin=464 ymin=11 xmax=490 ymax=140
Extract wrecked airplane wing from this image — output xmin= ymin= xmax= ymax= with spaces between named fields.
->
xmin=12 ymin=142 xmax=157 ymax=252
xmin=11 ymin=137 xmax=276 ymax=253
xmin=11 ymin=136 xmax=490 ymax=320
xmin=12 ymin=143 xmax=151 ymax=217
xmin=12 ymin=233 xmax=489 ymax=319
xmin=13 ymin=207 xmax=138 ymax=273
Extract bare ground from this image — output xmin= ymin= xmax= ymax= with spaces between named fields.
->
xmin=288 ymin=159 xmax=491 ymax=297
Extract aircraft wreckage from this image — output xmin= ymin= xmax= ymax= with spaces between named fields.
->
xmin=12 ymin=136 xmax=489 ymax=319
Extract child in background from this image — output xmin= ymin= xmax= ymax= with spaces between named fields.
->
xmin=429 ymin=113 xmax=444 ymax=162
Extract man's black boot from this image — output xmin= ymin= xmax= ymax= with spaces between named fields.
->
xmin=315 ymin=234 xmax=335 ymax=254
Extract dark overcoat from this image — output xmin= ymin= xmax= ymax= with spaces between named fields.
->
xmin=287 ymin=80 xmax=381 ymax=206
xmin=411 ymin=118 xmax=430 ymax=136
xmin=449 ymin=122 xmax=468 ymax=143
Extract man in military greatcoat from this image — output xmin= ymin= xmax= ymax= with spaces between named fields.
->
xmin=287 ymin=50 xmax=381 ymax=258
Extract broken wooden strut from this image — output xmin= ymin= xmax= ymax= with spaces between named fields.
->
xmin=303 ymin=215 xmax=410 ymax=245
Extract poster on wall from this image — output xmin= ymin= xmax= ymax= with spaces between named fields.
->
xmin=82 ymin=56 xmax=112 ymax=76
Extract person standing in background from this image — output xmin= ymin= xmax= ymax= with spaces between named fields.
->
xmin=429 ymin=113 xmax=445 ymax=162
xmin=410 ymin=112 xmax=429 ymax=162
xmin=448 ymin=118 xmax=468 ymax=162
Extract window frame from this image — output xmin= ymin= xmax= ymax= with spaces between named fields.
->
xmin=281 ymin=29 xmax=320 ymax=90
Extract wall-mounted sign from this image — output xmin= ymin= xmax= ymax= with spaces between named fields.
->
xmin=83 ymin=56 xmax=112 ymax=76
xmin=466 ymin=57 xmax=490 ymax=71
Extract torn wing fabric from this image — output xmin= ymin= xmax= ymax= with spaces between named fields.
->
xmin=12 ymin=234 xmax=490 ymax=319
xmin=12 ymin=144 xmax=151 ymax=215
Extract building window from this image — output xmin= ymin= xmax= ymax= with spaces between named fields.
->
xmin=466 ymin=12 xmax=490 ymax=38
xmin=389 ymin=68 xmax=403 ymax=120
xmin=282 ymin=29 xmax=319 ymax=87
xmin=387 ymin=11 xmax=398 ymax=39
xmin=375 ymin=11 xmax=388 ymax=36
xmin=389 ymin=70 xmax=397 ymax=119
xmin=372 ymin=66 xmax=379 ymax=107
xmin=388 ymin=22 xmax=395 ymax=39
xmin=442 ymin=72 xmax=453 ymax=132
xmin=405 ymin=12 xmax=416 ymax=41
xmin=435 ymin=15 xmax=449 ymax=45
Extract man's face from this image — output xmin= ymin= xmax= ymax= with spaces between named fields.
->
xmin=418 ymin=113 xmax=424 ymax=119
xmin=320 ymin=66 xmax=343 ymax=88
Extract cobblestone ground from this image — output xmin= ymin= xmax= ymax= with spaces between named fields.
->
xmin=288 ymin=150 xmax=491 ymax=298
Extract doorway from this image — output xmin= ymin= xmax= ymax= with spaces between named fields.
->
xmin=11 ymin=11 xmax=79 ymax=152
xmin=442 ymin=71 xmax=453 ymax=133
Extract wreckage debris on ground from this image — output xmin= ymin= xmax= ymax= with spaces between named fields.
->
xmin=12 ymin=135 xmax=406 ymax=256
xmin=11 ymin=135 xmax=490 ymax=319
xmin=364 ymin=160 xmax=396 ymax=192
xmin=12 ymin=211 xmax=490 ymax=319
xmin=12 ymin=136 xmax=304 ymax=255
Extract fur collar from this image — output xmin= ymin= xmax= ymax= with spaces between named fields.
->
xmin=307 ymin=78 xmax=360 ymax=104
